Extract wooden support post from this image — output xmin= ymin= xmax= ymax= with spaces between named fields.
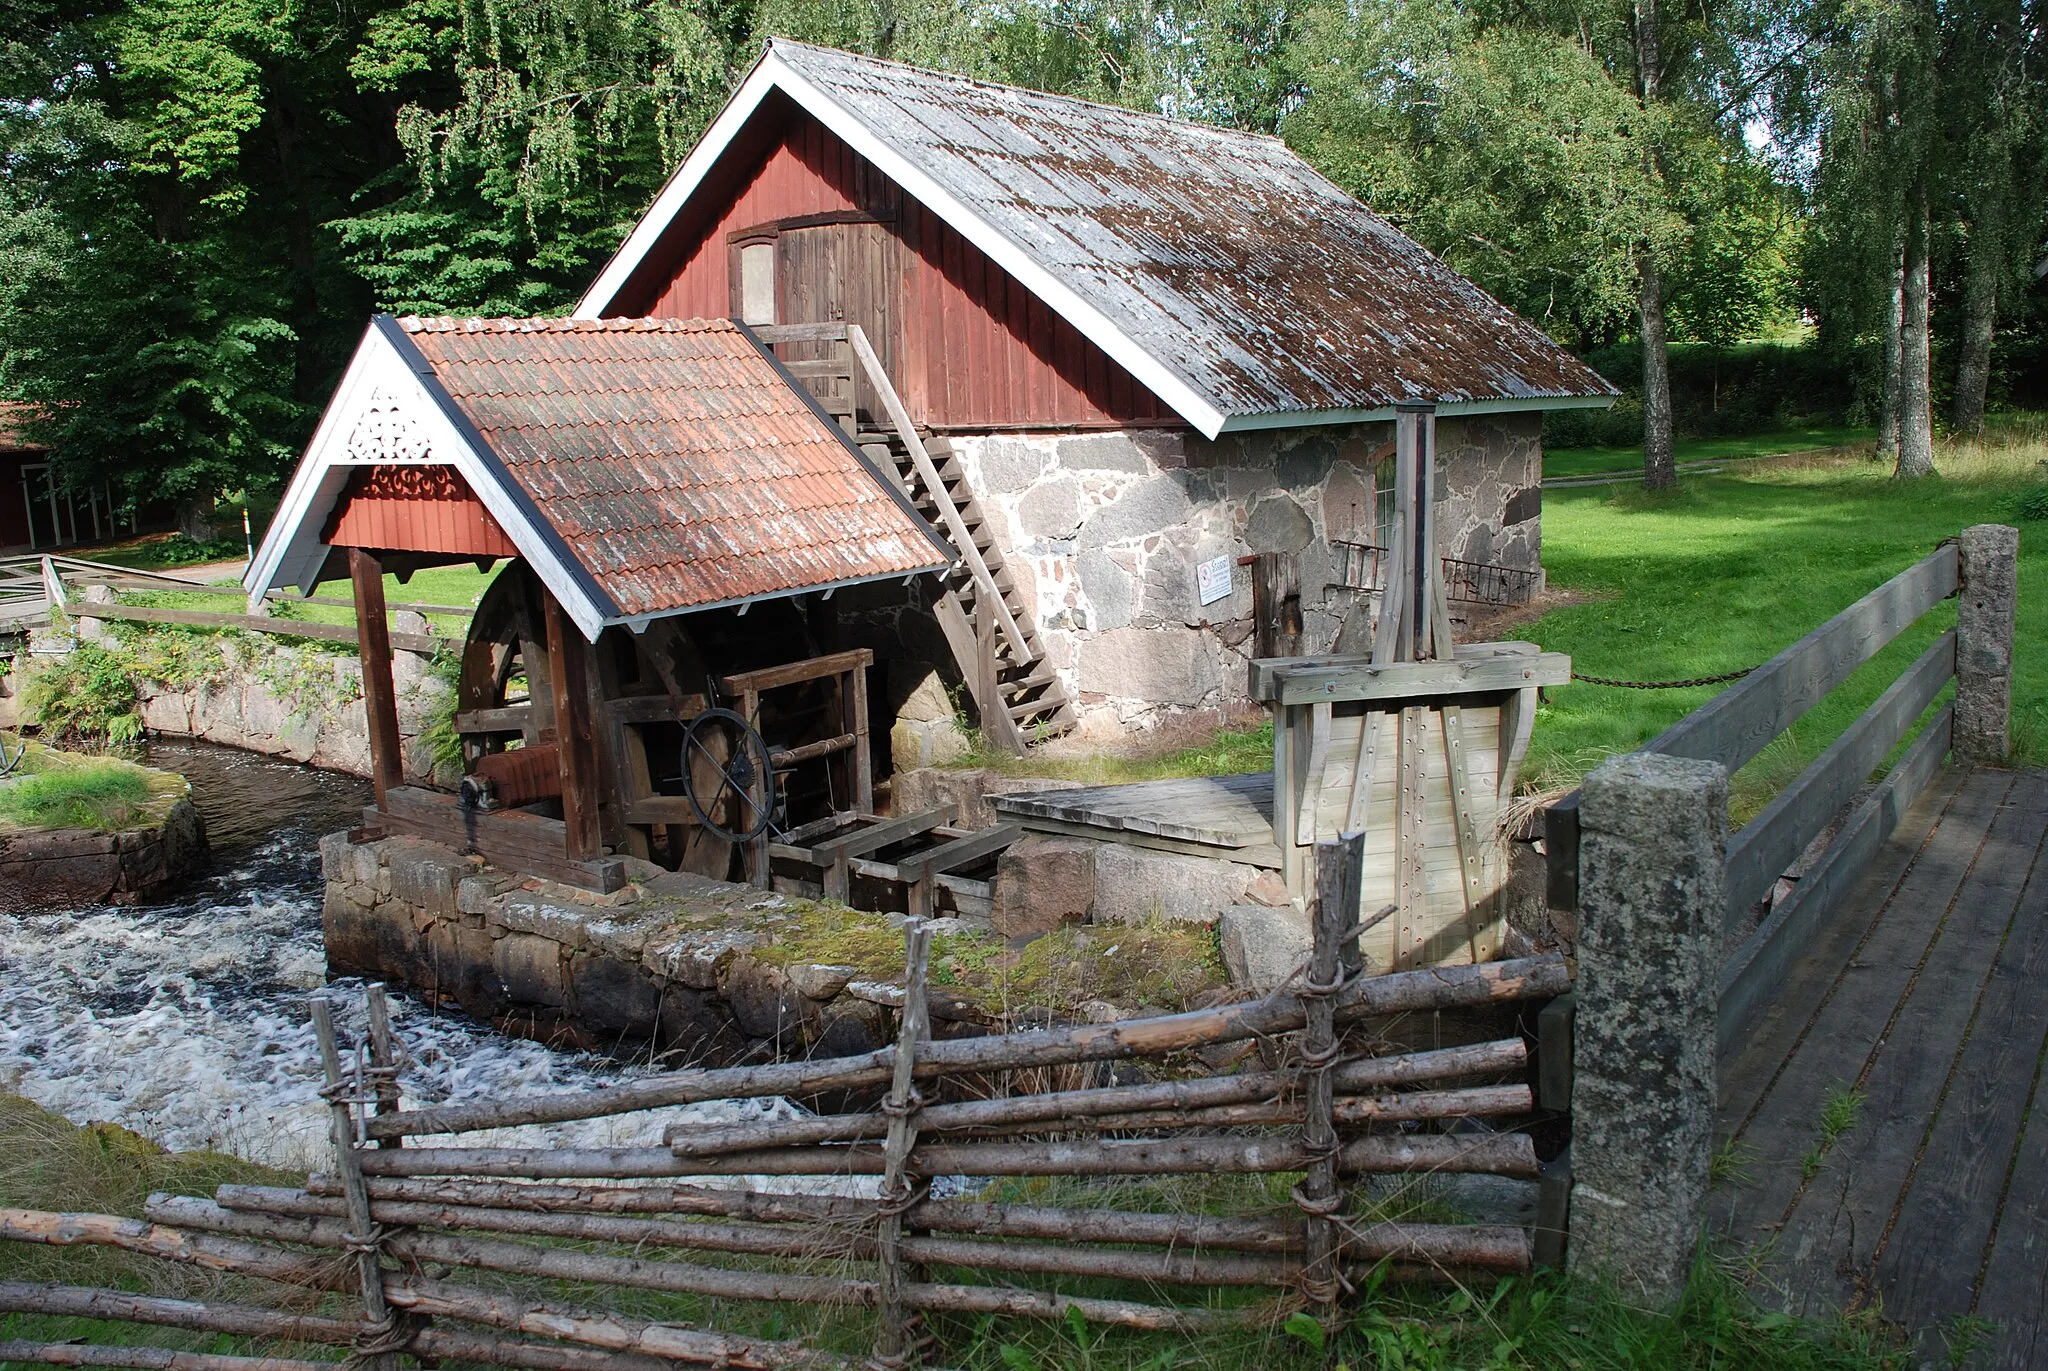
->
xmin=874 ymin=919 xmax=932 ymax=1369
xmin=310 ymin=996 xmax=399 ymax=1369
xmin=350 ymin=548 xmax=404 ymax=808
xmin=1250 ymin=552 xmax=1303 ymax=660
xmin=1301 ymin=835 xmax=1362 ymax=1329
xmin=544 ymin=594 xmax=602 ymax=862
xmin=1569 ymin=752 xmax=1725 ymax=1307
xmin=1954 ymin=523 xmax=2018 ymax=763
xmin=364 ymin=985 xmax=404 ymax=1149
xmin=847 ymin=657 xmax=873 ymax=813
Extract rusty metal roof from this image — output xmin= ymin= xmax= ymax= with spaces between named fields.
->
xmin=397 ymin=316 xmax=949 ymax=620
xmin=767 ymin=42 xmax=1615 ymax=425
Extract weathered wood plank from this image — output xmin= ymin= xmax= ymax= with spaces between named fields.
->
xmin=1710 ymin=769 xmax=2008 ymax=1256
xmin=1247 ymin=641 xmax=1546 ymax=700
xmin=992 ymin=774 xmax=1274 ymax=848
xmin=1646 ymin=544 xmax=1958 ymax=773
xmin=1266 ymin=654 xmax=1570 ymax=706
xmin=378 ymin=787 xmax=627 ymax=892
xmin=1874 ymin=774 xmax=2048 ymax=1338
xmin=1723 ymin=633 xmax=1956 ymax=925
xmin=1975 ymin=1007 xmax=2048 ymax=1369
xmin=1719 ymin=707 xmax=1954 ymax=1054
xmin=61 ymin=599 xmax=438 ymax=654
xmin=1767 ymin=772 xmax=2043 ymax=1318
xmin=718 ymin=649 xmax=872 ymax=696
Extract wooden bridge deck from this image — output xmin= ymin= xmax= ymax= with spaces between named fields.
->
xmin=1714 ymin=764 xmax=2048 ymax=1368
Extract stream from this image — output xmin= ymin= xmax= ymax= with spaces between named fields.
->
xmin=0 ymin=740 xmax=792 ymax=1171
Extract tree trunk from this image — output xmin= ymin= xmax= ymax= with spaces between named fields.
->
xmin=1951 ymin=206 xmax=2000 ymax=433
xmin=1896 ymin=189 xmax=1937 ymax=478
xmin=1634 ymin=0 xmax=1676 ymax=491
xmin=1876 ymin=239 xmax=1905 ymax=465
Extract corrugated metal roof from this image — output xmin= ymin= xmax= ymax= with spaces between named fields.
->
xmin=400 ymin=316 xmax=949 ymax=619
xmin=768 ymin=41 xmax=1616 ymax=421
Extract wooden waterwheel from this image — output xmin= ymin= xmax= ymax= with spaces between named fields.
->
xmin=449 ymin=561 xmax=876 ymax=884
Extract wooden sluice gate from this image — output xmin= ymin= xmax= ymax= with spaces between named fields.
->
xmin=998 ymin=402 xmax=1569 ymax=970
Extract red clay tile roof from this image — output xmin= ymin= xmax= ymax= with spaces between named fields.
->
xmin=397 ymin=316 xmax=948 ymax=619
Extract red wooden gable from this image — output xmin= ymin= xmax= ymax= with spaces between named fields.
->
xmin=617 ymin=99 xmax=1177 ymax=432
xmin=325 ymin=464 xmax=519 ymax=557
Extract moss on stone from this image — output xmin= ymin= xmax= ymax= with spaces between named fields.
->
xmin=0 ymin=740 xmax=189 ymax=833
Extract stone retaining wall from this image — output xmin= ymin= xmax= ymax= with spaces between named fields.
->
xmin=320 ymin=832 xmax=937 ymax=1063
xmin=0 ymin=793 xmax=206 ymax=913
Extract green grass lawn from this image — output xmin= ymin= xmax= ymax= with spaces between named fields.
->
xmin=1545 ymin=424 xmax=1877 ymax=479
xmin=1520 ymin=418 xmax=2048 ymax=813
xmin=116 ymin=562 xmax=499 ymax=642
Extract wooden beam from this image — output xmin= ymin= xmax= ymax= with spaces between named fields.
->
xmin=1722 ymin=630 xmax=1955 ymax=924
xmin=545 ymin=592 xmax=602 ymax=862
xmin=1266 ymin=653 xmax=1571 ymax=705
xmin=1643 ymin=542 xmax=1958 ymax=773
xmin=49 ymin=599 xmax=436 ymax=654
xmin=751 ymin=322 xmax=850 ymax=344
xmin=351 ymin=548 xmax=404 ymax=807
xmin=378 ymin=788 xmax=626 ymax=892
xmin=719 ymin=649 xmax=873 ymax=696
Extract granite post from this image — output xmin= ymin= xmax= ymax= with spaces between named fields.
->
xmin=1568 ymin=751 xmax=1727 ymax=1306
xmin=1955 ymin=523 xmax=2018 ymax=764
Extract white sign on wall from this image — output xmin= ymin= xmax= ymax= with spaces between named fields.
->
xmin=1196 ymin=554 xmax=1234 ymax=607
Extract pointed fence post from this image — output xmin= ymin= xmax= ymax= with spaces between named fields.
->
xmin=310 ymin=996 xmax=402 ymax=1369
xmin=1568 ymin=752 xmax=1726 ymax=1307
xmin=874 ymin=918 xmax=933 ymax=1370
xmin=1298 ymin=833 xmax=1364 ymax=1328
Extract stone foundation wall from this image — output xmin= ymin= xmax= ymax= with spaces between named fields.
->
xmin=0 ymin=794 xmax=207 ymax=913
xmin=948 ymin=415 xmax=1543 ymax=733
xmin=319 ymin=832 xmax=925 ymax=1063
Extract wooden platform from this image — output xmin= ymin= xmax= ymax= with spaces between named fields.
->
xmin=1714 ymin=765 xmax=2048 ymax=1366
xmin=992 ymin=773 xmax=1281 ymax=868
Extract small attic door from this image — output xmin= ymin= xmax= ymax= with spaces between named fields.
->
xmin=730 ymin=214 xmax=898 ymax=429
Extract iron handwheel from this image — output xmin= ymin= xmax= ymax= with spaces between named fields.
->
xmin=679 ymin=708 xmax=778 ymax=844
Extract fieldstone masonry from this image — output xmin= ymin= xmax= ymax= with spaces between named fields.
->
xmin=949 ymin=414 xmax=1543 ymax=733
xmin=1955 ymin=523 xmax=2019 ymax=763
xmin=1569 ymin=751 xmax=1728 ymax=1307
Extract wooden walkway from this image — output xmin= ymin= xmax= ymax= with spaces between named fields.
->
xmin=1714 ymin=764 xmax=2048 ymax=1368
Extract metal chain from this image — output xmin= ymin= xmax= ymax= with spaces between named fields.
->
xmin=1571 ymin=665 xmax=1762 ymax=690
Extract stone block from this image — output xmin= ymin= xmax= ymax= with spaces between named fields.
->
xmin=1077 ymin=476 xmax=1191 ymax=549
xmin=456 ymin=875 xmax=501 ymax=916
xmin=319 ymin=832 xmax=355 ymax=883
xmin=386 ymin=838 xmax=466 ymax=916
xmin=322 ymin=882 xmax=384 ymax=978
xmin=1078 ymin=550 xmax=1133 ymax=631
xmin=1245 ymin=492 xmax=1313 ymax=553
xmin=1956 ymin=523 xmax=2019 ymax=762
xmin=719 ymin=955 xmax=821 ymax=1045
xmin=888 ymin=768 xmax=1080 ymax=829
xmin=644 ymin=926 xmax=761 ymax=990
xmin=813 ymin=998 xmax=886 ymax=1057
xmin=1075 ymin=628 xmax=1220 ymax=706
xmin=991 ymin=835 xmax=1097 ymax=938
xmin=656 ymin=985 xmax=750 ymax=1066
xmin=975 ymin=438 xmax=1047 ymax=495
xmin=1016 ymin=476 xmax=1085 ymax=539
xmin=1091 ymin=844 xmax=1256 ymax=925
xmin=493 ymin=932 xmax=568 ymax=1008
xmin=570 ymin=954 xmax=663 ymax=1038
xmin=1056 ymin=433 xmax=1149 ymax=472
xmin=1218 ymin=904 xmax=1311 ymax=991
xmin=495 ymin=896 xmax=590 ymax=949
xmin=421 ymin=916 xmax=506 ymax=1018
xmin=785 ymin=963 xmax=859 ymax=1000
xmin=891 ymin=716 xmax=970 ymax=770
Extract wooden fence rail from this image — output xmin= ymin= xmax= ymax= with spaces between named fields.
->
xmin=0 ymin=848 xmax=1571 ymax=1368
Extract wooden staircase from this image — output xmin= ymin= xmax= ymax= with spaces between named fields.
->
xmin=752 ymin=322 xmax=1076 ymax=752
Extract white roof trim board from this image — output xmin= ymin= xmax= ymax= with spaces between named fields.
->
xmin=243 ymin=325 xmax=618 ymax=640
xmin=575 ymin=41 xmax=1616 ymax=441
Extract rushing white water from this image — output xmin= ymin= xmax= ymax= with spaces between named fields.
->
xmin=0 ymin=741 xmax=795 ymax=1172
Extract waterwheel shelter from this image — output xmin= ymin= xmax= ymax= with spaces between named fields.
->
xmin=244 ymin=314 xmax=951 ymax=890
xmin=575 ymin=40 xmax=1617 ymax=739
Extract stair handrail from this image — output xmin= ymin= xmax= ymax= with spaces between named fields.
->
xmin=840 ymin=325 xmax=1034 ymax=665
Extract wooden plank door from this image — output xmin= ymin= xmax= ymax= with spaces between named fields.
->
xmin=777 ymin=222 xmax=898 ymax=428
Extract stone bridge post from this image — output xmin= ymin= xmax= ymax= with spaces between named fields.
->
xmin=1955 ymin=523 xmax=2018 ymax=764
xmin=1569 ymin=750 xmax=1728 ymax=1307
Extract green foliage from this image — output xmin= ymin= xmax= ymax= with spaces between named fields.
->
xmin=0 ymin=759 xmax=156 ymax=831
xmin=20 ymin=646 xmax=145 ymax=746
xmin=252 ymin=645 xmax=363 ymax=722
xmin=418 ymin=642 xmax=468 ymax=776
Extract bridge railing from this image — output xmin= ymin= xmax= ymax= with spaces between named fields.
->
xmin=1549 ymin=523 xmax=2018 ymax=1306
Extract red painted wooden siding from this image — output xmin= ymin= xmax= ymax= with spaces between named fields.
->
xmin=639 ymin=108 xmax=1176 ymax=431
xmin=326 ymin=464 xmax=519 ymax=557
